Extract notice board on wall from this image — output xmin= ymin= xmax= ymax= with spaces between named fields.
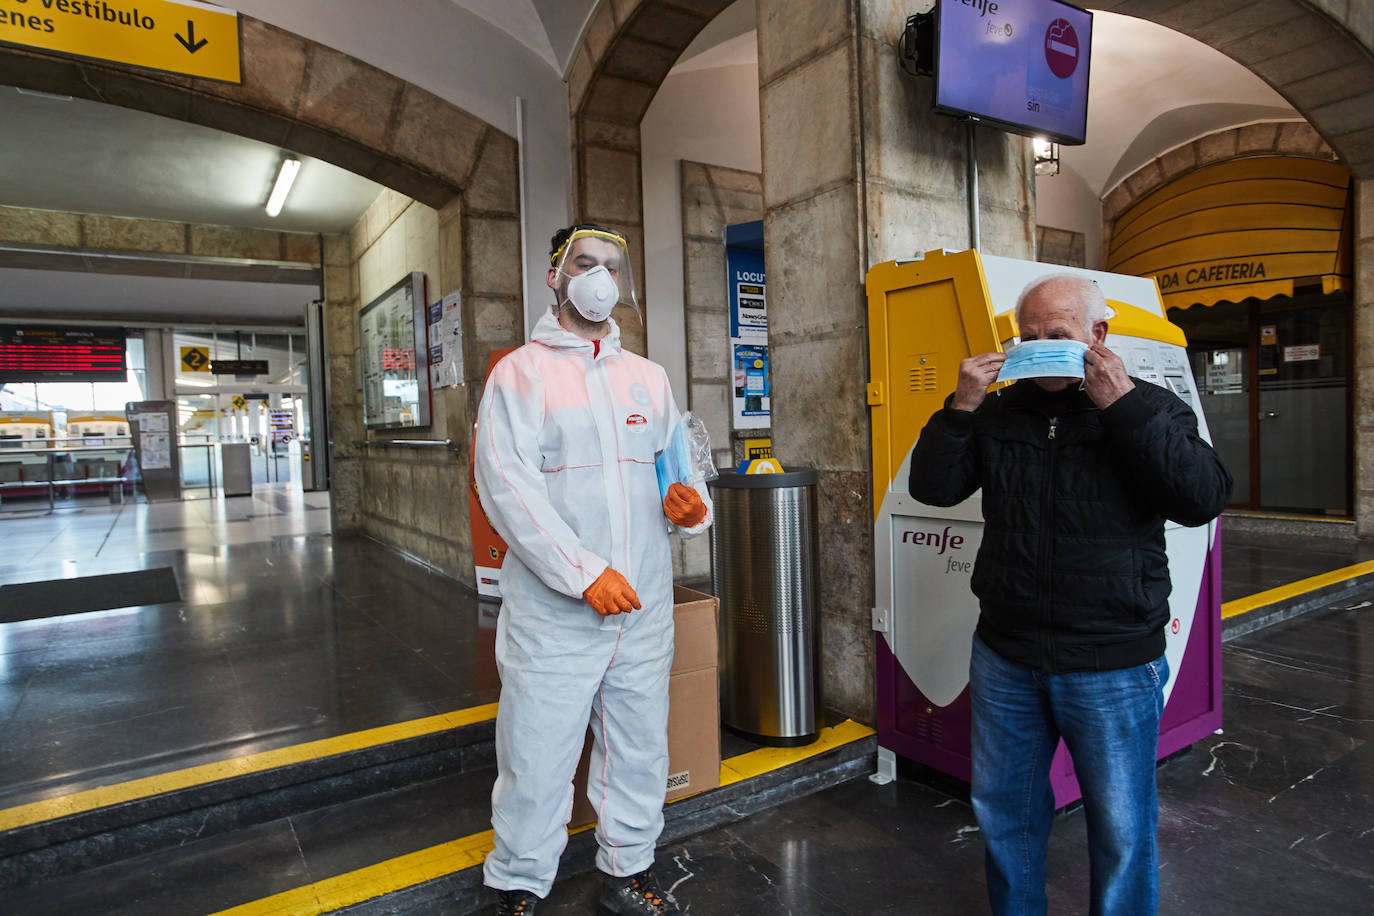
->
xmin=358 ymin=272 xmax=431 ymax=430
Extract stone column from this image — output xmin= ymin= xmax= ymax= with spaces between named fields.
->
xmin=322 ymin=233 xmax=361 ymax=534
xmin=452 ymin=129 xmax=525 ymax=585
xmin=757 ymin=0 xmax=1033 ymax=724
xmin=1356 ymin=178 xmax=1374 ymax=537
xmin=679 ymin=160 xmax=764 ymax=579
xmin=679 ymin=161 xmax=764 ymax=463
xmin=574 ymin=118 xmax=648 ymax=356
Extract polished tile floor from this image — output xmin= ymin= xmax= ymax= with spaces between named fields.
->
xmin=1219 ymin=524 xmax=1374 ymax=602
xmin=499 ymin=595 xmax=1374 ymax=915
xmin=1 ymin=496 xmax=1372 ymax=913
xmin=0 ymin=487 xmax=484 ymax=807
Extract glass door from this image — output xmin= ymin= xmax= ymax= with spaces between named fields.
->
xmin=1256 ymin=299 xmax=1348 ymax=514
xmin=1191 ymin=344 xmax=1251 ymax=505
xmin=1172 ymin=293 xmax=1350 ymax=515
xmin=1174 ymin=301 xmax=1252 ymax=506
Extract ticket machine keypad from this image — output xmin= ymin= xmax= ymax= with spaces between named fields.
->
xmin=1109 ymin=338 xmax=1196 ymax=409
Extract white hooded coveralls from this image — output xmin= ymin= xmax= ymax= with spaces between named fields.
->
xmin=475 ymin=311 xmax=711 ymax=896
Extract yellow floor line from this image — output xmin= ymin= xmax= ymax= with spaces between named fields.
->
xmin=1226 ymin=511 xmax=1351 ymax=524
xmin=1220 ymin=558 xmax=1374 ymax=619
xmin=212 ymin=719 xmax=876 ymax=916
xmin=719 ymin=718 xmax=874 ymax=785
xmin=15 ymin=547 xmax=1374 ymax=837
xmin=0 ymin=703 xmax=499 ymax=832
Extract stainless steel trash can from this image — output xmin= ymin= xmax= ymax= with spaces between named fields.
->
xmin=709 ymin=468 xmax=820 ymax=746
xmin=221 ymin=442 xmax=253 ymax=497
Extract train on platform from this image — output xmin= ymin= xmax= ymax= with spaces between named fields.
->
xmin=65 ymin=412 xmax=132 ymax=445
xmin=0 ymin=410 xmax=134 ymax=503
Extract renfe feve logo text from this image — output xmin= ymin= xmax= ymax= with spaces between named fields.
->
xmin=954 ymin=0 xmax=1000 ymax=17
xmin=901 ymin=526 xmax=972 ymax=574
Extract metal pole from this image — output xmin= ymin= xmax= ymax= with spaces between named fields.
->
xmin=967 ymin=120 xmax=980 ymax=251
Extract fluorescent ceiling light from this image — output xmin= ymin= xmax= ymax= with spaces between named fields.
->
xmin=265 ymin=157 xmax=301 ymax=217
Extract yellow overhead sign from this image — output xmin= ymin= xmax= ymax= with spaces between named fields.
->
xmin=180 ymin=345 xmax=209 ymax=372
xmin=0 ymin=0 xmax=241 ymax=83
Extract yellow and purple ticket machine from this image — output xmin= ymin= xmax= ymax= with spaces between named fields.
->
xmin=866 ymin=249 xmax=1222 ymax=805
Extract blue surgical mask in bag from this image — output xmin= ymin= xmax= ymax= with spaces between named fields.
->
xmin=996 ymin=339 xmax=1090 ymax=383
xmin=654 ymin=411 xmax=718 ymax=500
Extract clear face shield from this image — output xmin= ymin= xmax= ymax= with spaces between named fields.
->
xmin=550 ymin=229 xmax=641 ymax=327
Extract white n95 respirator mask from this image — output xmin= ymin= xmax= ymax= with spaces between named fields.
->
xmin=996 ymin=339 xmax=1090 ymax=383
xmin=565 ymin=265 xmax=620 ymax=323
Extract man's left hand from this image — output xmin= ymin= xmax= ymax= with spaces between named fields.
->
xmin=664 ymin=482 xmax=706 ymax=527
xmin=1082 ymin=344 xmax=1134 ymax=409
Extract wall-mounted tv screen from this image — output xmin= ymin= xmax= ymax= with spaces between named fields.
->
xmin=0 ymin=326 xmax=127 ymax=383
xmin=934 ymin=0 xmax=1092 ymax=146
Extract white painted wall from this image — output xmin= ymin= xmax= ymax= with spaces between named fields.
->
xmin=1035 ymin=167 xmax=1103 ymax=270
xmin=641 ymin=61 xmax=761 ymax=410
xmin=230 ymin=0 xmax=571 ymax=339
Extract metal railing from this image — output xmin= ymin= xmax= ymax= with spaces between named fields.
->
xmin=0 ymin=442 xmax=136 ymax=516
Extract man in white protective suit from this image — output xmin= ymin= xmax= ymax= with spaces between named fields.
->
xmin=475 ymin=225 xmax=713 ymax=916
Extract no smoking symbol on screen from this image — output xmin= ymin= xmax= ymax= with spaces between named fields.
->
xmin=1044 ymin=18 xmax=1079 ymax=78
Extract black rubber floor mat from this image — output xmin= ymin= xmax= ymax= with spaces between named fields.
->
xmin=0 ymin=568 xmax=181 ymax=624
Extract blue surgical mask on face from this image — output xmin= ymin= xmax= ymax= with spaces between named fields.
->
xmin=996 ymin=338 xmax=1089 ymax=383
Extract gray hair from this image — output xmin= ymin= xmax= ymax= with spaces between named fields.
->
xmin=1013 ymin=273 xmax=1107 ymax=336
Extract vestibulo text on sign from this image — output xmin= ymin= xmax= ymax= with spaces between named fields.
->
xmin=0 ymin=0 xmax=240 ymax=83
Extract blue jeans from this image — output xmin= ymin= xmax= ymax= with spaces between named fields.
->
xmin=969 ymin=634 xmax=1169 ymax=916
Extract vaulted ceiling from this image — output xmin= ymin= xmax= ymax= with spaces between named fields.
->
xmin=0 ymin=1 xmax=1308 ymax=323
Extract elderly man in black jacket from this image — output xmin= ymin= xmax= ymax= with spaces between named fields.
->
xmin=909 ymin=274 xmax=1231 ymax=916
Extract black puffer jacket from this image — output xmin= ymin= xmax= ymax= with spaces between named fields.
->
xmin=909 ymin=379 xmax=1232 ymax=673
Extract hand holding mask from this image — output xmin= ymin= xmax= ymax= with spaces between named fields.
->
xmin=1081 ymin=343 xmax=1135 ymax=409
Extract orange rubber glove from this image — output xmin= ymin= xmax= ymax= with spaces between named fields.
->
xmin=583 ymin=567 xmax=642 ymax=616
xmin=663 ymin=482 xmax=707 ymax=527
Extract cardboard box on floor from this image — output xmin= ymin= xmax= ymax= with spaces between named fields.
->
xmin=569 ymin=586 xmax=720 ymax=829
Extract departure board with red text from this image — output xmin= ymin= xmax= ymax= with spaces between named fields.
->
xmin=0 ymin=327 xmax=128 ymax=382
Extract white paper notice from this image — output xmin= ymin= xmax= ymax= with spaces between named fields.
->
xmin=429 ymin=290 xmax=464 ymax=389
xmin=140 ymin=433 xmax=171 ymax=469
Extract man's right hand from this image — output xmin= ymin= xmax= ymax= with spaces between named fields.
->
xmin=583 ymin=567 xmax=642 ymax=616
xmin=951 ymin=352 xmax=1007 ymax=412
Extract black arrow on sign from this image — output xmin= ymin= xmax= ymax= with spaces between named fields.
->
xmin=175 ymin=20 xmax=208 ymax=54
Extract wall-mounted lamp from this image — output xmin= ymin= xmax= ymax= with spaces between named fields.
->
xmin=1033 ymin=138 xmax=1060 ymax=177
xmin=265 ymin=157 xmax=301 ymax=217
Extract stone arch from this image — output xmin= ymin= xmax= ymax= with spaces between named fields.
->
xmin=557 ymin=0 xmax=1374 ymax=723
xmin=0 ymin=15 xmax=524 ymax=373
xmin=1101 ymin=0 xmax=1374 ymax=180
xmin=1100 ymin=9 xmax=1374 ymax=535
xmin=0 ymin=17 xmax=525 ymax=578
xmin=567 ymin=0 xmax=736 ymax=355
xmin=567 ymin=1 xmax=1374 ymax=349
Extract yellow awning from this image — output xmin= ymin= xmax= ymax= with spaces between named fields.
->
xmin=1107 ymin=157 xmax=1353 ymax=309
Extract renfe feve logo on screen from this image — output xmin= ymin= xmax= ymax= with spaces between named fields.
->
xmin=954 ymin=0 xmax=1000 ymax=16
